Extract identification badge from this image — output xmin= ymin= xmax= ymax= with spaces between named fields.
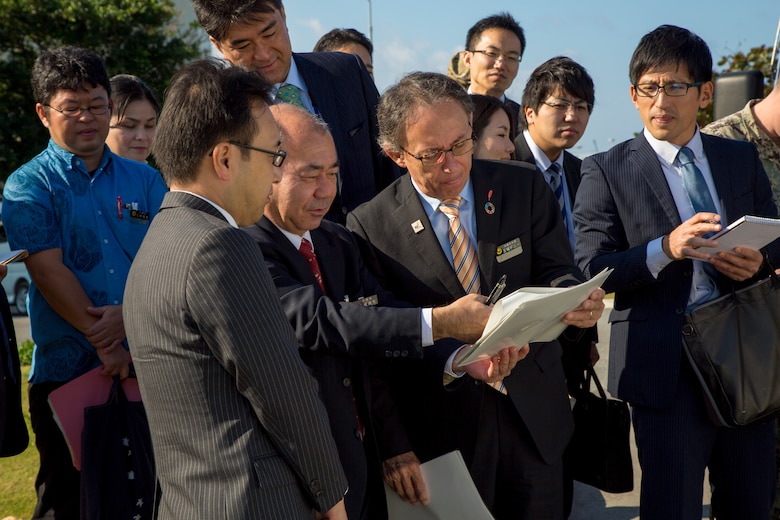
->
xmin=355 ymin=295 xmax=379 ymax=307
xmin=496 ymin=238 xmax=523 ymax=263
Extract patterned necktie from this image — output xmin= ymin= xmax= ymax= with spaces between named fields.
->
xmin=547 ymin=163 xmax=567 ymax=229
xmin=276 ymin=83 xmax=305 ymax=109
xmin=439 ymin=198 xmax=481 ymax=294
xmin=678 ymin=146 xmax=719 ymax=304
xmin=678 ymin=147 xmax=717 ymax=215
xmin=299 ymin=238 xmax=325 ymax=292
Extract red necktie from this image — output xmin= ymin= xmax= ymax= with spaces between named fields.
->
xmin=299 ymin=238 xmax=326 ymax=292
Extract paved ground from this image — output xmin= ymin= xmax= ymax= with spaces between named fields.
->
xmin=568 ymin=298 xmax=712 ymax=520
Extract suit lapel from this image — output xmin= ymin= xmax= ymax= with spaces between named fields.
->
xmin=631 ymin=134 xmax=682 ymax=228
xmin=311 ymin=227 xmax=346 ymax=299
xmin=393 ymin=177 xmax=465 ymax=298
xmin=702 ymin=135 xmax=736 ymax=223
xmin=472 ymin=167 xmax=500 ymax=287
xmin=258 ymin=217 xmax=326 ymax=294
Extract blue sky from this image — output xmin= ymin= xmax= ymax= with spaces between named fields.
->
xmin=283 ymin=0 xmax=778 ymax=157
xmin=186 ymin=1 xmax=779 ymax=157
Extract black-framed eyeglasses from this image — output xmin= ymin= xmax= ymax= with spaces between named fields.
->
xmin=44 ymin=104 xmax=111 ymax=117
xmin=467 ymin=49 xmax=522 ymax=64
xmin=401 ymin=136 xmax=475 ymax=168
xmin=542 ymin=98 xmax=593 ymax=114
xmin=227 ymin=141 xmax=287 ymax=167
xmin=633 ymin=82 xmax=702 ymax=98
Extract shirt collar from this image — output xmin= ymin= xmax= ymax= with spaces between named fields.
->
xmin=410 ymin=175 xmax=475 ymax=214
xmin=270 ymin=220 xmax=313 ymax=252
xmin=522 ymin=130 xmax=563 ymax=171
xmin=171 ymin=190 xmax=239 ymax=228
xmin=276 ymin=57 xmax=307 ymax=95
xmin=643 ymin=126 xmax=705 ymax=166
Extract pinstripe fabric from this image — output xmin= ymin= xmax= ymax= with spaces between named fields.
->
xmin=124 ymin=192 xmax=347 ymax=519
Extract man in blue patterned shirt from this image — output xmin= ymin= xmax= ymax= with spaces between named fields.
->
xmin=1 ymin=46 xmax=167 ymax=519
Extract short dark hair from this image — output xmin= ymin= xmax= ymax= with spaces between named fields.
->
xmin=465 ymin=12 xmax=525 ymax=57
xmin=31 ymin=46 xmax=110 ymax=105
xmin=192 ymin=0 xmax=282 ymax=42
xmin=629 ymin=25 xmax=712 ymax=85
xmin=521 ymin=56 xmax=595 ymax=128
xmin=152 ymin=58 xmax=273 ymax=186
xmin=110 ymin=75 xmax=161 ymax=122
xmin=471 ymin=94 xmax=515 ymax=143
xmin=377 ymin=72 xmax=473 ymax=153
xmin=313 ymin=28 xmax=373 ymax=56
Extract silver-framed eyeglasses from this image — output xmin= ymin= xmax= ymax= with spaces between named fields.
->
xmin=542 ymin=98 xmax=593 ymax=114
xmin=467 ymin=49 xmax=522 ymax=64
xmin=44 ymin=104 xmax=111 ymax=117
xmin=401 ymin=136 xmax=475 ymax=168
xmin=633 ymin=82 xmax=702 ymax=97
xmin=208 ymin=141 xmax=287 ymax=166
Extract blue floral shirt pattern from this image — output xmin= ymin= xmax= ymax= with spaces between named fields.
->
xmin=2 ymin=139 xmax=167 ymax=383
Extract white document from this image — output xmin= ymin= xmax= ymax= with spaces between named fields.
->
xmin=385 ymin=451 xmax=494 ymax=520
xmin=457 ymin=268 xmax=613 ymax=366
xmin=700 ymin=215 xmax=780 ymax=255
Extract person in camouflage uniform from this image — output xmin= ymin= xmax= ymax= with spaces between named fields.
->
xmin=703 ymin=81 xmax=780 ymax=520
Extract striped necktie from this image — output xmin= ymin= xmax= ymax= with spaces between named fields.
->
xmin=439 ymin=198 xmax=481 ymax=294
xmin=547 ymin=163 xmax=567 ymax=228
xmin=299 ymin=238 xmax=325 ymax=292
xmin=276 ymin=83 xmax=305 ymax=109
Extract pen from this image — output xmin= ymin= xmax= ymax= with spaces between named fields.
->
xmin=117 ymin=195 xmax=122 ymax=220
xmin=485 ymin=274 xmax=507 ymax=305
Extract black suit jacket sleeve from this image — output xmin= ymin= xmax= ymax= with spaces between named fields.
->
xmin=244 ymin=218 xmax=424 ymax=361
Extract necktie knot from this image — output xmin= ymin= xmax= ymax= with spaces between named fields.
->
xmin=276 ymin=83 xmax=304 ymax=108
xmin=678 ymin=146 xmax=695 ymax=166
xmin=439 ymin=197 xmax=463 ymax=219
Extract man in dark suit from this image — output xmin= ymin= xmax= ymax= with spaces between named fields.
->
xmin=462 ymin=12 xmax=525 ymax=132
xmin=192 ymin=0 xmax=398 ymax=223
xmin=347 ymin=71 xmax=605 ymax=520
xmin=243 ymin=103 xmax=518 ymax=519
xmin=123 ymin=59 xmax=348 ymax=520
xmin=574 ymin=25 xmax=779 ymax=519
xmin=515 ymin=56 xmax=598 ymax=518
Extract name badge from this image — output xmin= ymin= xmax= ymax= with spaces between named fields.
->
xmin=355 ymin=295 xmax=379 ymax=307
xmin=496 ymin=238 xmax=523 ymax=263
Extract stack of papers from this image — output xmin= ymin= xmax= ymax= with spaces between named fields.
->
xmin=700 ymin=215 xmax=780 ymax=255
xmin=457 ymin=268 xmax=612 ymax=366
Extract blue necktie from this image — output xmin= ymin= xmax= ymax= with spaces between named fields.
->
xmin=547 ymin=163 xmax=567 ymax=229
xmin=678 ymin=146 xmax=719 ymax=306
xmin=679 ymin=146 xmax=717 ymax=215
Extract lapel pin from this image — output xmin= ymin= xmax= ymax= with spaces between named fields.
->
xmin=411 ymin=219 xmax=425 ymax=233
xmin=484 ymin=189 xmax=496 ymax=215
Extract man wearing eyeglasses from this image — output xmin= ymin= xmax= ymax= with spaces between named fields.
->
xmin=574 ymin=25 xmax=779 ymax=518
xmin=347 ymin=71 xmax=605 ymax=520
xmin=191 ymin=0 xmax=398 ymax=225
xmin=463 ymin=12 xmax=525 ymax=132
xmin=0 ymin=46 xmax=167 ymax=518
xmin=514 ymin=56 xmax=598 ymax=518
xmin=243 ymin=103 xmax=522 ymax=520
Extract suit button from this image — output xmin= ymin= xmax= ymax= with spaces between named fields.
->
xmin=393 ymin=351 xmax=400 ymax=358
xmin=315 ymin=490 xmax=323 ymax=498
xmin=354 ymin=428 xmax=362 ymax=439
xmin=401 ymin=350 xmax=408 ymax=357
xmin=385 ymin=350 xmax=392 ymax=357
xmin=342 ymin=377 xmax=352 ymax=387
xmin=682 ymin=323 xmax=694 ymax=335
xmin=311 ymin=479 xmax=319 ymax=488
xmin=675 ymin=307 xmax=684 ymax=315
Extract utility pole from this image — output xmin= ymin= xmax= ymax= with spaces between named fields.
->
xmin=367 ymin=0 xmax=373 ymax=42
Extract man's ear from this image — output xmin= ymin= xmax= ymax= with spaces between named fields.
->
xmin=211 ymin=142 xmax=233 ymax=180
xmin=385 ymin=147 xmax=406 ymax=168
xmin=35 ymin=103 xmax=51 ymax=129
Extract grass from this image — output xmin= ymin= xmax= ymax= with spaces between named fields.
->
xmin=0 ymin=364 xmax=37 ymax=520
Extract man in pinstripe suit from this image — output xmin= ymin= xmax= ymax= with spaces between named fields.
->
xmin=123 ymin=59 xmax=348 ymax=519
xmin=574 ymin=25 xmax=779 ymax=519
xmin=192 ymin=0 xmax=399 ymax=224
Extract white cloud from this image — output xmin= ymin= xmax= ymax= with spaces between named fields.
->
xmin=296 ymin=18 xmax=326 ymax=37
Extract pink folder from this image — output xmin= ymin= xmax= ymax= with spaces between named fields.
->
xmin=47 ymin=367 xmax=142 ymax=470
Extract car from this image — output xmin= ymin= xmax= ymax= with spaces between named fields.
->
xmin=0 ymin=227 xmax=30 ymax=316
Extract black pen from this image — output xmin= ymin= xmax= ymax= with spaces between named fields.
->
xmin=485 ymin=274 xmax=507 ymax=305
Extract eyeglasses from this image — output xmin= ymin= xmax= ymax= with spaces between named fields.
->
xmin=401 ymin=136 xmax=475 ymax=168
xmin=44 ymin=104 xmax=111 ymax=117
xmin=209 ymin=141 xmax=287 ymax=166
xmin=467 ymin=49 xmax=522 ymax=64
xmin=542 ymin=98 xmax=593 ymax=115
xmin=633 ymin=82 xmax=702 ymax=98
xmin=228 ymin=141 xmax=287 ymax=167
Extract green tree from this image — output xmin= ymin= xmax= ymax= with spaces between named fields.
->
xmin=0 ymin=0 xmax=206 ymax=179
xmin=698 ymin=44 xmax=773 ymax=127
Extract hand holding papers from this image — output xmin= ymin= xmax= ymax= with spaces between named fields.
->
xmin=385 ymin=451 xmax=495 ymax=520
xmin=699 ymin=215 xmax=780 ymax=255
xmin=457 ymin=268 xmax=612 ymax=366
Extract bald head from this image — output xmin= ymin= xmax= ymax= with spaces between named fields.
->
xmin=265 ymin=104 xmax=339 ymax=234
